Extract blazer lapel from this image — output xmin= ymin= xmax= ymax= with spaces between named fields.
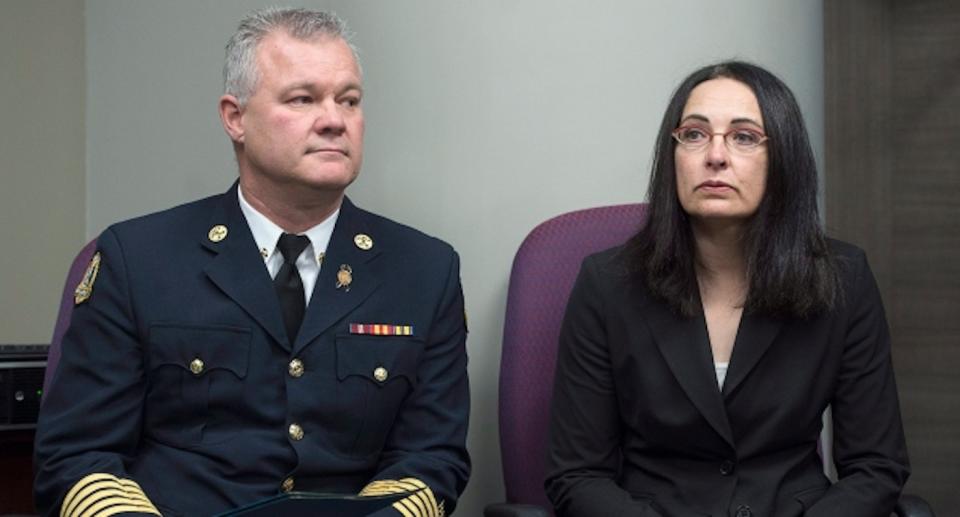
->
xmin=294 ymin=198 xmax=382 ymax=354
xmin=644 ymin=300 xmax=735 ymax=447
xmin=722 ymin=312 xmax=783 ymax=397
xmin=201 ymin=184 xmax=289 ymax=349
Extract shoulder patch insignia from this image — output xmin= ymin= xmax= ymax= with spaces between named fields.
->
xmin=74 ymin=252 xmax=101 ymax=305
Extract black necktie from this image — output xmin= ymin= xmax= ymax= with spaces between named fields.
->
xmin=274 ymin=233 xmax=311 ymax=343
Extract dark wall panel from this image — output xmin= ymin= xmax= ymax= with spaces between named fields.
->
xmin=826 ymin=0 xmax=960 ymax=511
xmin=890 ymin=0 xmax=960 ymax=505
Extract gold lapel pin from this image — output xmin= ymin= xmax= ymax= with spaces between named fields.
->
xmin=208 ymin=224 xmax=228 ymax=242
xmin=336 ymin=264 xmax=353 ymax=291
xmin=354 ymin=233 xmax=373 ymax=251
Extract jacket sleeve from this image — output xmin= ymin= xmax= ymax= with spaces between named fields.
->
xmin=544 ymin=258 xmax=663 ymax=517
xmin=806 ymin=250 xmax=910 ymax=516
xmin=34 ymin=229 xmax=160 ymax=517
xmin=359 ymin=249 xmax=470 ymax=517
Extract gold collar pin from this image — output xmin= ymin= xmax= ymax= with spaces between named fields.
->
xmin=208 ymin=224 xmax=228 ymax=242
xmin=354 ymin=233 xmax=373 ymax=251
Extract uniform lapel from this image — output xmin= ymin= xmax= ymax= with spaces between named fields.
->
xmin=201 ymin=183 xmax=289 ymax=349
xmin=722 ymin=312 xmax=783 ymax=397
xmin=644 ymin=299 xmax=735 ymax=448
xmin=294 ymin=198 xmax=382 ymax=355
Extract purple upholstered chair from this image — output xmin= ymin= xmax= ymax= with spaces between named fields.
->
xmin=43 ymin=238 xmax=98 ymax=397
xmin=484 ymin=204 xmax=648 ymax=517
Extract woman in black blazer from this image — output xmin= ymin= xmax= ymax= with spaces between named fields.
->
xmin=545 ymin=61 xmax=909 ymax=517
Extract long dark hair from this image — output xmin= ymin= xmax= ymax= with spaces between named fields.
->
xmin=623 ymin=60 xmax=839 ymax=318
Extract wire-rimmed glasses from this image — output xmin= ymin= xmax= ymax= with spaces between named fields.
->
xmin=671 ymin=125 xmax=768 ymax=154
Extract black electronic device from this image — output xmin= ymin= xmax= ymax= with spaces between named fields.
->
xmin=0 ymin=343 xmax=48 ymax=430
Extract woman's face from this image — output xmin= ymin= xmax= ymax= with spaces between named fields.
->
xmin=674 ymin=78 xmax=768 ymax=227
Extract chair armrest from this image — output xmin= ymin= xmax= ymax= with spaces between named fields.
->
xmin=484 ymin=502 xmax=551 ymax=517
xmin=895 ymin=494 xmax=935 ymax=517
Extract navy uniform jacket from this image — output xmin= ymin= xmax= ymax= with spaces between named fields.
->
xmin=546 ymin=240 xmax=909 ymax=517
xmin=35 ymin=184 xmax=470 ymax=517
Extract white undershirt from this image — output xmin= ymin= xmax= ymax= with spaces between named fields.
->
xmin=715 ymin=362 xmax=729 ymax=388
xmin=237 ymin=186 xmax=338 ymax=305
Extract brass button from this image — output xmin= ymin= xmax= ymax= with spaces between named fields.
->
xmin=288 ymin=423 xmax=304 ymax=441
xmin=288 ymin=358 xmax=304 ymax=378
xmin=281 ymin=476 xmax=294 ymax=493
xmin=189 ymin=358 xmax=204 ymax=375
xmin=373 ymin=366 xmax=388 ymax=382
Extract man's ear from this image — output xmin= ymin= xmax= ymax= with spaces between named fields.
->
xmin=219 ymin=94 xmax=245 ymax=143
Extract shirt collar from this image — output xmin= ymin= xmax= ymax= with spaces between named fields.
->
xmin=237 ymin=185 xmax=339 ymax=263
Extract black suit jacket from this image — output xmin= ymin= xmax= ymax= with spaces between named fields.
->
xmin=35 ymin=184 xmax=469 ymax=517
xmin=546 ymin=240 xmax=908 ymax=517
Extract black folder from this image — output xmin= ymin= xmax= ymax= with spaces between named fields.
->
xmin=215 ymin=490 xmax=412 ymax=516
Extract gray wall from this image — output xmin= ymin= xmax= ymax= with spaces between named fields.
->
xmin=78 ymin=1 xmax=824 ymax=514
xmin=1 ymin=2 xmax=86 ymax=343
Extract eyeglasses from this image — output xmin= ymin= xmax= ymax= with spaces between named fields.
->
xmin=671 ymin=125 xmax=768 ymax=153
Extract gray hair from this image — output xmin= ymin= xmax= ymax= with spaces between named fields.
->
xmin=223 ymin=7 xmax=359 ymax=106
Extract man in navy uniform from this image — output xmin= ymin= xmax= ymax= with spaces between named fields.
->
xmin=35 ymin=7 xmax=469 ymax=517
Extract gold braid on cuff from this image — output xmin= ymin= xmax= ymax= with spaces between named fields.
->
xmin=61 ymin=473 xmax=161 ymax=517
xmin=359 ymin=477 xmax=443 ymax=517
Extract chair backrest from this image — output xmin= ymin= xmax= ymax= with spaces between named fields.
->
xmin=44 ymin=238 xmax=98 ymax=396
xmin=497 ymin=204 xmax=648 ymax=508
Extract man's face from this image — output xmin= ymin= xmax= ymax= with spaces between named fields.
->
xmin=230 ymin=32 xmax=364 ymax=198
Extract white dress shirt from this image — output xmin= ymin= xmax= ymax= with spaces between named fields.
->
xmin=237 ymin=186 xmax=338 ymax=305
